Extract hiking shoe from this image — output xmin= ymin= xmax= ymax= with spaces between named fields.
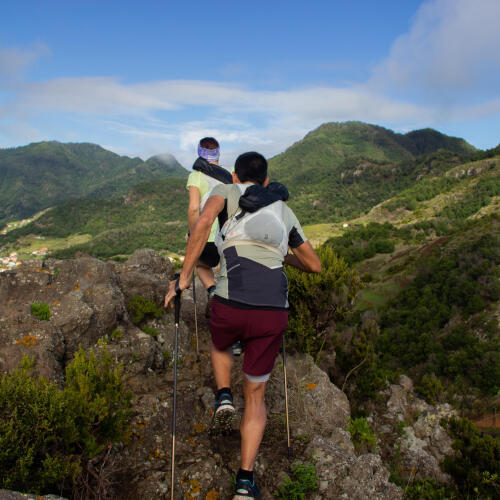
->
xmin=233 ymin=478 xmax=261 ymax=499
xmin=232 ymin=340 xmax=243 ymax=356
xmin=212 ymin=392 xmax=235 ymax=434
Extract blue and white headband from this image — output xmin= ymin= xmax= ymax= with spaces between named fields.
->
xmin=198 ymin=143 xmax=220 ymax=163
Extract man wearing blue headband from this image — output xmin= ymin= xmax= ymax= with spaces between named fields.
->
xmin=186 ymin=137 xmax=224 ymax=315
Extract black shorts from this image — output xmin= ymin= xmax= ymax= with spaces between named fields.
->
xmin=198 ymin=242 xmax=220 ymax=268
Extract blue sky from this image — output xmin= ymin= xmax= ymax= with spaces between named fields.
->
xmin=1 ymin=0 xmax=499 ymax=167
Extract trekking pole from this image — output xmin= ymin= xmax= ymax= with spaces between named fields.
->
xmin=170 ymin=276 xmax=182 ymax=500
xmin=191 ymin=272 xmax=200 ymax=360
xmin=282 ymin=335 xmax=292 ymax=458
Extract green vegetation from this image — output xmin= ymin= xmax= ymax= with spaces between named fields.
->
xmin=440 ymin=175 xmax=500 ymax=219
xmin=278 ymin=462 xmax=318 ymax=499
xmin=142 ymin=326 xmax=159 ymax=338
xmin=269 ymin=122 xmax=475 ymax=224
xmin=377 ymin=229 xmax=500 ymax=399
xmin=31 ymin=301 xmax=51 ymax=320
xmin=443 ymin=418 xmax=500 ymax=499
xmin=64 ymin=347 xmax=131 ymax=457
xmin=0 ymin=141 xmax=187 ymax=227
xmin=0 ymin=349 xmax=131 ymax=494
xmin=321 ymin=213 xmax=500 ymax=499
xmin=324 ymin=222 xmax=406 ymax=264
xmin=347 ymin=417 xmax=377 ymax=452
xmin=110 ymin=328 xmax=124 ymax=340
xmin=383 ymin=176 xmax=460 ymax=211
xmin=127 ymin=295 xmax=164 ymax=325
xmin=402 ymin=478 xmax=455 ymax=499
xmin=340 ymin=219 xmax=500 ymax=404
xmin=286 ymin=246 xmax=363 ymax=355
xmin=162 ymin=349 xmax=172 ymax=365
xmin=0 ymin=177 xmax=189 ymax=257
xmin=415 ymin=374 xmax=445 ymax=406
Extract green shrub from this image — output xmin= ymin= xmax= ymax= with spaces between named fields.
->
xmin=443 ymin=417 xmax=500 ymax=499
xmin=162 ymin=349 xmax=172 ymax=365
xmin=65 ymin=347 xmax=131 ymax=458
xmin=110 ymin=328 xmax=123 ymax=340
xmin=286 ymin=246 xmax=362 ymax=355
xmin=375 ymin=239 xmax=395 ymax=254
xmin=403 ymin=478 xmax=456 ymax=499
xmin=31 ymin=301 xmax=51 ymax=320
xmin=127 ymin=295 xmax=163 ymax=325
xmin=416 ymin=373 xmax=445 ymax=405
xmin=0 ymin=349 xmax=131 ymax=494
xmin=142 ymin=326 xmax=159 ymax=338
xmin=0 ymin=357 xmax=80 ymax=493
xmin=324 ymin=222 xmax=406 ymax=264
xmin=347 ymin=417 xmax=377 ymax=452
xmin=440 ymin=176 xmax=500 ymax=220
xmin=376 ymin=231 xmax=500 ymax=397
xmin=278 ymin=462 xmax=318 ymax=499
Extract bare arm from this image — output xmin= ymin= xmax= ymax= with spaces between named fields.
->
xmin=284 ymin=241 xmax=321 ymax=273
xmin=165 ymin=195 xmax=225 ymax=308
xmin=187 ymin=186 xmax=201 ymax=232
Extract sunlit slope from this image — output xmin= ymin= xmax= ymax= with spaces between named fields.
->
xmin=0 ymin=178 xmax=189 ymax=258
xmin=0 ymin=141 xmax=187 ymax=227
xmin=269 ymin=121 xmax=476 ymax=225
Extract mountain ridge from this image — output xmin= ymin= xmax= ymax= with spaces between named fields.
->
xmin=0 ymin=141 xmax=188 ymax=227
xmin=269 ymin=121 xmax=478 ymax=224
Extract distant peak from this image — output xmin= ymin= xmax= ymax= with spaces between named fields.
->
xmin=148 ymin=153 xmax=177 ymax=163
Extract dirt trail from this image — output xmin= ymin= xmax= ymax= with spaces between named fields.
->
xmin=473 ymin=413 xmax=500 ymax=429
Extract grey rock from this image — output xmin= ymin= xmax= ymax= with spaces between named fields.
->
xmin=267 ymin=353 xmax=350 ymax=436
xmin=306 ymin=436 xmax=402 ymax=499
xmin=399 ymin=374 xmax=413 ymax=392
xmin=0 ymin=492 xmax=67 ymax=500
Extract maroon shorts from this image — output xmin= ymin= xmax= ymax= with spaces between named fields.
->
xmin=210 ymin=299 xmax=288 ymax=377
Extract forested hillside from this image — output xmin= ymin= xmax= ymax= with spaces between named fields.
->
xmin=0 ymin=122 xmax=498 ymax=498
xmin=1 ymin=123 xmax=497 ymax=262
xmin=269 ymin=121 xmax=477 ymax=224
xmin=0 ymin=178 xmax=188 ymax=259
xmin=0 ymin=141 xmax=187 ymax=227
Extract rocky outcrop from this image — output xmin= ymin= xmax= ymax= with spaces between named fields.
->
xmin=397 ymin=402 xmax=456 ymax=482
xmin=371 ymin=375 xmax=457 ymax=483
xmin=0 ymin=250 xmax=405 ymax=498
xmin=0 ymin=250 xmax=188 ymax=380
xmin=0 ymin=492 xmax=66 ymax=500
xmin=266 ymin=353 xmax=350 ymax=434
xmin=305 ymin=437 xmax=403 ymax=499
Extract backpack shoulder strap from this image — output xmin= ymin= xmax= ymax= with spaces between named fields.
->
xmin=192 ymin=157 xmax=232 ymax=184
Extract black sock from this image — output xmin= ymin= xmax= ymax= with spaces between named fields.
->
xmin=217 ymin=387 xmax=231 ymax=399
xmin=237 ymin=468 xmax=254 ymax=483
xmin=207 ymin=285 xmax=216 ymax=295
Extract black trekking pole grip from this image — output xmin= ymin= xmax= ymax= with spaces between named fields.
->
xmin=174 ymin=293 xmax=181 ymax=324
xmin=174 ymin=274 xmax=182 ymax=324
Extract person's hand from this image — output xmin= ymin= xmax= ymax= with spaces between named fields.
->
xmin=185 ymin=232 xmax=190 ymax=243
xmin=164 ymin=274 xmax=190 ymax=309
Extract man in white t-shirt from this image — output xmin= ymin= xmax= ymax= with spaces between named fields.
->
xmin=167 ymin=152 xmax=321 ymax=499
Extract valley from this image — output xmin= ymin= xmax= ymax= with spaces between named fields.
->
xmin=0 ymin=121 xmax=498 ymax=499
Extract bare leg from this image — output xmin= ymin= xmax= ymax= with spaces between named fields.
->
xmin=211 ymin=342 xmax=233 ymax=389
xmin=240 ymin=378 xmax=267 ymax=471
xmin=196 ymin=262 xmax=216 ymax=290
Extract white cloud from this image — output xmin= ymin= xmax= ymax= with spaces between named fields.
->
xmin=2 ymin=74 xmax=434 ymax=165
xmin=11 ymin=77 xmax=429 ymax=124
xmin=372 ymin=0 xmax=500 ymax=96
xmin=0 ymin=43 xmax=50 ymax=80
xmin=2 ymin=1 xmax=500 ymax=158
